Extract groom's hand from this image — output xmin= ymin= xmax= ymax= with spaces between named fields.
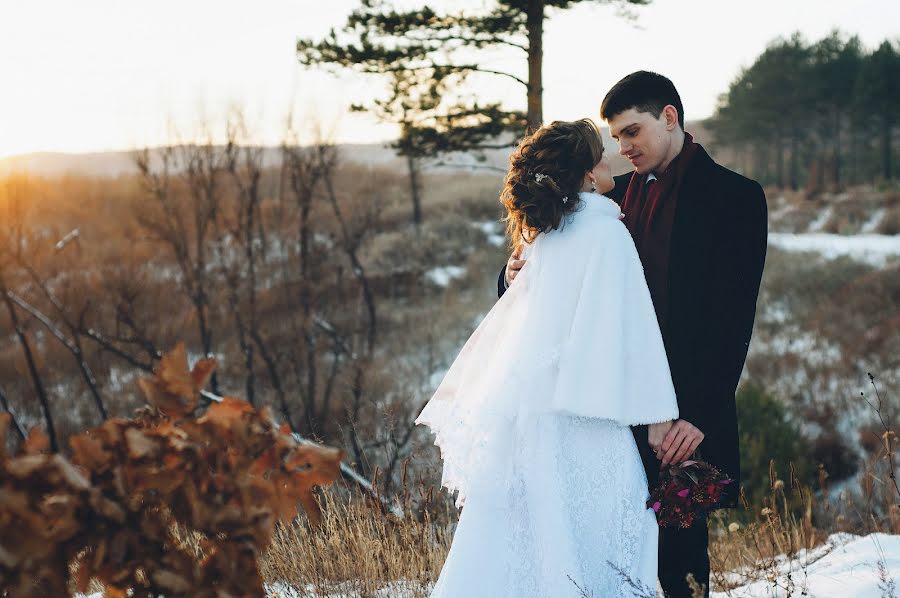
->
xmin=504 ymin=246 xmax=526 ymax=286
xmin=658 ymin=419 xmax=704 ymax=466
xmin=648 ymin=420 xmax=673 ymax=454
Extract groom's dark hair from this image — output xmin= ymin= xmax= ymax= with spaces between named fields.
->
xmin=600 ymin=71 xmax=685 ymax=129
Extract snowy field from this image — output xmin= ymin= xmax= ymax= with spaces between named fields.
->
xmin=768 ymin=233 xmax=900 ymax=267
xmin=713 ymin=533 xmax=900 ymax=598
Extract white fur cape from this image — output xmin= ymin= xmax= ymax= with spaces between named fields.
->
xmin=416 ymin=192 xmax=679 ymax=502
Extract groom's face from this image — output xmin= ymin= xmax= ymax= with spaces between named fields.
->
xmin=607 ymin=108 xmax=671 ymax=175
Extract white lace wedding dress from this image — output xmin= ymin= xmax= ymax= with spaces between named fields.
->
xmin=416 ymin=192 xmax=679 ymax=597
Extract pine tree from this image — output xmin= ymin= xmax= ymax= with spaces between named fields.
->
xmin=809 ymin=32 xmax=863 ymax=187
xmin=297 ymin=0 xmax=650 ymax=224
xmin=710 ymin=32 xmax=898 ymax=189
xmin=855 ymin=41 xmax=900 ymax=181
xmin=711 ymin=34 xmax=814 ymax=189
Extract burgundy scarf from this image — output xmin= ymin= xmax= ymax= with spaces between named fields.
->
xmin=621 ymin=132 xmax=699 ymax=333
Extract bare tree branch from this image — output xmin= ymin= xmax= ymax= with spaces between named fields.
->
xmin=0 ymin=386 xmax=27 ymax=442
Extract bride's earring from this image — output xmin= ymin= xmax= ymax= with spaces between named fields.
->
xmin=589 ymin=177 xmax=597 ymax=193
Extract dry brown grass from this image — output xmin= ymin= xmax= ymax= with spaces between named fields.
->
xmin=260 ymin=490 xmax=454 ymax=597
xmin=879 ymin=194 xmax=900 ymax=234
xmin=708 ymin=473 xmax=818 ymax=593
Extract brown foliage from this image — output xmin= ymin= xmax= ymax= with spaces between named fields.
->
xmin=0 ymin=343 xmax=343 ymax=597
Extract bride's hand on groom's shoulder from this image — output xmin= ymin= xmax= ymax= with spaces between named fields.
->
xmin=657 ymin=419 xmax=705 ymax=467
xmin=504 ymin=246 xmax=526 ymax=286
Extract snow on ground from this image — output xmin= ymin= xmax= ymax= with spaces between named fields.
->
xmin=806 ymin=205 xmax=835 ymax=232
xmin=761 ymin=300 xmax=791 ymax=325
xmin=767 ymin=197 xmax=793 ymax=224
xmin=473 ymin=220 xmax=506 ymax=247
xmin=428 ymin=366 xmax=449 ymax=390
xmin=760 ymin=331 xmax=843 ymax=366
xmin=265 ymin=581 xmax=426 ymax=597
xmin=106 ymin=365 xmax=140 ymax=393
xmin=713 ymin=533 xmax=900 ymax=597
xmin=768 ymin=233 xmax=900 ymax=267
xmin=425 ymin=265 xmax=467 ymax=286
xmin=860 ymin=208 xmax=887 ymax=234
xmin=82 ymin=581 xmax=425 ymax=598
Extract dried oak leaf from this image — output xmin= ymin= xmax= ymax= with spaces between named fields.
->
xmin=200 ymin=543 xmax=265 ymax=596
xmin=0 ymin=411 xmax=10 ymax=458
xmin=149 ymin=568 xmax=192 ymax=593
xmin=124 ymin=427 xmax=159 ymax=460
xmin=198 ymin=395 xmax=254 ymax=428
xmin=51 ymin=454 xmax=92 ymax=491
xmin=278 ymin=441 xmax=344 ymax=525
xmin=88 ymin=492 xmax=126 ymax=524
xmin=6 ymin=454 xmax=51 ymax=479
xmin=38 ymin=493 xmax=82 ymax=541
xmin=138 ymin=342 xmax=217 ymax=417
xmin=70 ymin=433 xmax=111 ymax=472
xmin=23 ymin=426 xmax=50 ymax=455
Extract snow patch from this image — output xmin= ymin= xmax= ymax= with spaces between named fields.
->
xmin=473 ymin=220 xmax=506 ymax=247
xmin=428 ymin=367 xmax=448 ymax=390
xmin=82 ymin=580 xmax=427 ymax=598
xmin=107 ymin=366 xmax=139 ymax=393
xmin=860 ymin=208 xmax=886 ymax=234
xmin=762 ymin=332 xmax=843 ymax=366
xmin=425 ymin=265 xmax=466 ymax=287
xmin=314 ymin=233 xmax=335 ymax=249
xmin=714 ymin=532 xmax=900 ymax=597
xmin=767 ymin=197 xmax=793 ymax=224
xmin=762 ymin=301 xmax=791 ymax=325
xmin=807 ymin=205 xmax=834 ymax=232
xmin=768 ymin=233 xmax=900 ymax=267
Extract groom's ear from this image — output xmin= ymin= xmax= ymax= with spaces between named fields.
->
xmin=662 ymin=105 xmax=680 ymax=131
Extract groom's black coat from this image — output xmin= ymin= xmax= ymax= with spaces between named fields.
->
xmin=497 ymin=147 xmax=768 ymax=507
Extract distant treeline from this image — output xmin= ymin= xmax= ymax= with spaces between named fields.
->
xmin=708 ymin=32 xmax=899 ymax=190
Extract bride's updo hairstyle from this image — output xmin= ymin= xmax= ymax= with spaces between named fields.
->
xmin=501 ymin=118 xmax=604 ymax=249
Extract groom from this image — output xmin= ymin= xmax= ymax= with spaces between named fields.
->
xmin=498 ymin=71 xmax=768 ymax=597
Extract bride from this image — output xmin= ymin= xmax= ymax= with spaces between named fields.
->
xmin=416 ymin=118 xmax=678 ymax=597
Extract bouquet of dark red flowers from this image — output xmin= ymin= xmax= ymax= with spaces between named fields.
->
xmin=646 ymin=459 xmax=733 ymax=528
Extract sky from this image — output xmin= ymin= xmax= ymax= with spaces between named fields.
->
xmin=0 ymin=0 xmax=898 ymax=159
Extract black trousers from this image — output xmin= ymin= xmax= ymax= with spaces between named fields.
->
xmin=658 ymin=521 xmax=710 ymax=598
xmin=632 ymin=425 xmax=712 ymax=596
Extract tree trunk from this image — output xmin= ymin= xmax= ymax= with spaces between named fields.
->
xmin=73 ymin=336 xmax=107 ymax=421
xmin=882 ymin=115 xmax=893 ymax=180
xmin=832 ymin=110 xmax=841 ymax=187
xmin=406 ymin=155 xmax=423 ymax=226
xmin=790 ymin=131 xmax=800 ymax=191
xmin=1 ymin=279 xmax=57 ymax=452
xmin=753 ymin=142 xmax=765 ymax=184
xmin=194 ymin=295 xmax=220 ymax=394
xmin=849 ymin=125 xmax=861 ymax=185
xmin=525 ymin=0 xmax=544 ymax=132
xmin=776 ymin=137 xmax=785 ymax=189
xmin=298 ymin=185 xmax=318 ymax=434
xmin=760 ymin=143 xmax=770 ymax=185
xmin=0 ymin=386 xmax=26 ymax=442
xmin=252 ymin=329 xmax=293 ymax=432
